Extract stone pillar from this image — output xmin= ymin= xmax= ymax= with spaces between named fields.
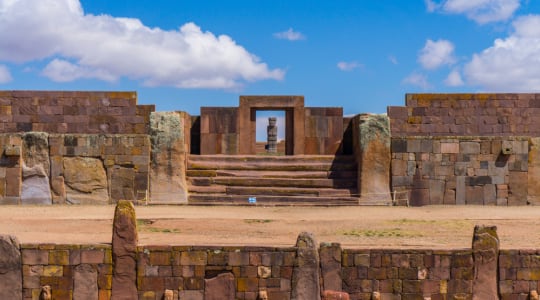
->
xmin=320 ymin=243 xmax=342 ymax=292
xmin=267 ymin=117 xmax=278 ymax=153
xmin=149 ymin=111 xmax=188 ymax=203
xmin=353 ymin=114 xmax=391 ymax=204
xmin=21 ymin=132 xmax=52 ymax=205
xmin=0 ymin=235 xmax=22 ymax=299
xmin=111 ymin=200 xmax=138 ymax=300
xmin=471 ymin=225 xmax=499 ymax=300
xmin=292 ymin=232 xmax=321 ymax=300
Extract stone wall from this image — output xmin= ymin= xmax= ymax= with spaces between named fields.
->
xmin=0 ymin=133 xmax=151 ymax=205
xmin=21 ymin=243 xmax=112 ymax=299
xmin=3 ymin=236 xmax=540 ymax=299
xmin=388 ymin=94 xmax=540 ymax=206
xmin=391 ymin=136 xmax=529 ymax=206
xmin=137 ymin=245 xmax=295 ymax=299
xmin=304 ymin=107 xmax=344 ymax=155
xmin=0 ymin=91 xmax=154 ymax=134
xmin=388 ymin=93 xmax=540 ymax=136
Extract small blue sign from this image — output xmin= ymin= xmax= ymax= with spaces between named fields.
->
xmin=248 ymin=197 xmax=256 ymax=204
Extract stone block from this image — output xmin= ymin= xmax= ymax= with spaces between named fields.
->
xmin=472 ymin=225 xmax=499 ymax=300
xmin=441 ymin=143 xmax=459 ymax=154
xmin=0 ymin=235 xmax=22 ymax=299
xmin=320 ymin=243 xmax=342 ymax=292
xmin=465 ymin=186 xmax=483 ymax=205
xmin=205 ymin=273 xmax=235 ymax=300
xmin=111 ymin=201 xmax=138 ymax=299
xmin=74 ymin=264 xmax=98 ymax=300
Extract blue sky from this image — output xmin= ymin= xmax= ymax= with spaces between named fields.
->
xmin=1 ymin=0 xmax=540 ymax=117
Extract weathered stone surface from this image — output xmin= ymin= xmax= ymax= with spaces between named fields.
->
xmin=322 ymin=290 xmax=350 ymax=300
xmin=110 ymin=166 xmax=135 ymax=202
xmin=22 ymin=132 xmax=50 ymax=177
xmin=472 ymin=225 xmax=499 ymax=300
xmin=528 ymin=138 xmax=540 ymax=205
xmin=40 ymin=285 xmax=51 ymax=300
xmin=63 ymin=157 xmax=108 ymax=204
xmin=74 ymin=264 xmax=98 ymax=300
xmin=21 ymin=163 xmax=52 ymax=204
xmin=50 ymin=176 xmax=66 ymax=204
xmin=320 ymin=243 xmax=342 ymax=292
xmin=111 ymin=200 xmax=138 ymax=300
xmin=163 ymin=289 xmax=174 ymax=300
xmin=354 ymin=114 xmax=391 ymax=204
xmin=0 ymin=235 xmax=22 ymax=300
xmin=204 ymin=272 xmax=235 ymax=300
xmin=292 ymin=232 xmax=321 ymax=300
xmin=150 ymin=112 xmax=188 ymax=203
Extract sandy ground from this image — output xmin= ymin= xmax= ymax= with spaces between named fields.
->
xmin=1 ymin=205 xmax=539 ymax=249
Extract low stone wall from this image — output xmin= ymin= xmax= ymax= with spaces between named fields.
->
xmin=0 ymin=202 xmax=539 ymax=299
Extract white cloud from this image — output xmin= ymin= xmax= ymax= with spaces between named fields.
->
xmin=273 ymin=28 xmax=305 ymax=41
xmin=0 ymin=0 xmax=284 ymax=89
xmin=418 ymin=39 xmax=456 ymax=70
xmin=425 ymin=0 xmax=440 ymax=12
xmin=337 ymin=61 xmax=362 ymax=71
xmin=464 ymin=15 xmax=540 ymax=91
xmin=403 ymin=72 xmax=432 ymax=89
xmin=388 ymin=55 xmax=398 ymax=65
xmin=426 ymin=0 xmax=520 ymax=24
xmin=0 ymin=64 xmax=12 ymax=83
xmin=445 ymin=69 xmax=464 ymax=86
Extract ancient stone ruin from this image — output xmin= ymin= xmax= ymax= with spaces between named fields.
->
xmin=1 ymin=90 xmax=540 ymax=206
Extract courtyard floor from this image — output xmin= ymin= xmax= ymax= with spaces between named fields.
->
xmin=1 ymin=205 xmax=538 ymax=249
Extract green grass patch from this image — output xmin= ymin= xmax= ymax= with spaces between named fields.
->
xmin=244 ymin=219 xmax=274 ymax=224
xmin=341 ymin=228 xmax=423 ymax=238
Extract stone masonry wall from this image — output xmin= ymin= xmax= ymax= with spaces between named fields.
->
xmin=9 ymin=243 xmax=540 ymax=299
xmin=342 ymin=249 xmax=474 ymax=299
xmin=391 ymin=136 xmax=529 ymax=206
xmin=388 ymin=94 xmax=540 ymax=206
xmin=137 ymin=245 xmax=295 ymax=300
xmin=304 ymin=107 xmax=344 ymax=155
xmin=0 ymin=91 xmax=154 ymax=134
xmin=388 ymin=93 xmax=540 ymax=136
xmin=0 ymin=133 xmax=151 ymax=205
xmin=21 ymin=243 xmax=112 ymax=300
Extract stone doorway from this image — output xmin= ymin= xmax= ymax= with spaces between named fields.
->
xmin=239 ymin=96 xmax=305 ymax=155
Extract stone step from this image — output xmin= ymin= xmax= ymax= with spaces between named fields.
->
xmin=188 ymin=185 xmax=358 ymax=197
xmin=188 ymin=177 xmax=356 ymax=189
xmin=186 ymin=169 xmax=357 ymax=179
xmin=188 ymin=154 xmax=356 ymax=163
xmin=187 ymin=155 xmax=357 ymax=172
xmin=188 ymin=194 xmax=360 ymax=206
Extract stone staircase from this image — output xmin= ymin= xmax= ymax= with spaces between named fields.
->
xmin=186 ymin=155 xmax=360 ymax=206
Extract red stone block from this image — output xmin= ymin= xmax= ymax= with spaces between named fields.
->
xmin=80 ymin=250 xmax=105 ymax=264
xmin=322 ymin=290 xmax=350 ymax=300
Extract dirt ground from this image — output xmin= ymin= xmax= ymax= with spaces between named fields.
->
xmin=1 ymin=205 xmax=539 ymax=249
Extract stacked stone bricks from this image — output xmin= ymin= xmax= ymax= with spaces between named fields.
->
xmin=342 ymin=249 xmax=473 ymax=299
xmin=0 ymin=91 xmax=153 ymax=134
xmin=388 ymin=94 xmax=538 ymax=206
xmin=388 ymin=93 xmax=540 ymax=136
xmin=21 ymin=244 xmax=112 ymax=299
xmin=0 ymin=91 xmax=154 ymax=204
xmin=137 ymin=246 xmax=295 ymax=299
xmin=499 ymin=250 xmax=540 ymax=299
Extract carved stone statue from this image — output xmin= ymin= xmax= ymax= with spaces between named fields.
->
xmin=40 ymin=285 xmax=51 ymax=300
xmin=266 ymin=117 xmax=277 ymax=153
